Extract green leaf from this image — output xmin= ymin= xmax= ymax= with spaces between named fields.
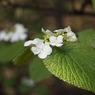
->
xmin=29 ymin=57 xmax=51 ymax=82
xmin=78 ymin=29 xmax=95 ymax=48
xmin=92 ymin=0 xmax=95 ymax=10
xmin=35 ymin=85 xmax=48 ymax=95
xmin=0 ymin=41 xmax=24 ymax=63
xmin=19 ymin=84 xmax=30 ymax=94
xmin=3 ymin=77 xmax=16 ymax=87
xmin=43 ymin=43 xmax=95 ymax=92
xmin=13 ymin=47 xmax=33 ymax=65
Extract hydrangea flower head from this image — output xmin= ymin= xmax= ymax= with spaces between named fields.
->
xmin=24 ymin=26 xmax=77 ymax=59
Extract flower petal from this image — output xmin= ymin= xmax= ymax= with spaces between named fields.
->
xmin=67 ymin=32 xmax=75 ymax=37
xmin=33 ymin=38 xmax=43 ymax=47
xmin=38 ymin=51 xmax=47 ymax=59
xmin=49 ymin=36 xmax=57 ymax=46
xmin=54 ymin=29 xmax=64 ymax=33
xmin=49 ymin=36 xmax=56 ymax=43
xmin=57 ymin=35 xmax=63 ymax=43
xmin=68 ymin=35 xmax=77 ymax=41
xmin=38 ymin=43 xmax=52 ymax=59
xmin=56 ymin=44 xmax=63 ymax=47
xmin=42 ymin=28 xmax=53 ymax=35
xmin=42 ymin=28 xmax=46 ymax=34
xmin=43 ymin=43 xmax=52 ymax=55
xmin=64 ymin=26 xmax=71 ymax=33
xmin=24 ymin=40 xmax=33 ymax=46
xmin=46 ymin=30 xmax=53 ymax=35
xmin=31 ymin=47 xmax=41 ymax=55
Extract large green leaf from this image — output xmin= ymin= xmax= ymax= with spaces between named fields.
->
xmin=29 ymin=57 xmax=51 ymax=82
xmin=78 ymin=29 xmax=95 ymax=48
xmin=0 ymin=41 xmax=24 ymax=63
xmin=43 ymin=43 xmax=95 ymax=92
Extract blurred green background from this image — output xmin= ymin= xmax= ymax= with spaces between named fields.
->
xmin=0 ymin=0 xmax=95 ymax=95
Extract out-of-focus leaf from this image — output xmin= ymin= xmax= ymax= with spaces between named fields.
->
xmin=35 ymin=85 xmax=48 ymax=95
xmin=0 ymin=41 xmax=24 ymax=63
xmin=13 ymin=47 xmax=33 ymax=65
xmin=31 ymin=33 xmax=43 ymax=39
xmin=78 ymin=29 xmax=95 ymax=48
xmin=29 ymin=57 xmax=51 ymax=82
xmin=3 ymin=77 xmax=16 ymax=87
xmin=19 ymin=84 xmax=30 ymax=95
xmin=92 ymin=0 xmax=95 ymax=10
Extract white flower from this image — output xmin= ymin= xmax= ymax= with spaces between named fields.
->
xmin=54 ymin=26 xmax=77 ymax=42
xmin=42 ymin=28 xmax=53 ymax=36
xmin=64 ymin=26 xmax=77 ymax=41
xmin=49 ymin=35 xmax=64 ymax=47
xmin=24 ymin=38 xmax=52 ymax=59
xmin=10 ymin=24 xmax=28 ymax=42
xmin=32 ymin=42 xmax=52 ymax=59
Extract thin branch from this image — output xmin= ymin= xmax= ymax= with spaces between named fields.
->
xmin=1 ymin=2 xmax=95 ymax=17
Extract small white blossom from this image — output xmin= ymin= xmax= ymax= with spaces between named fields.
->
xmin=42 ymin=28 xmax=53 ymax=36
xmin=54 ymin=26 xmax=77 ymax=42
xmin=49 ymin=35 xmax=64 ymax=47
xmin=32 ymin=42 xmax=52 ymax=59
xmin=64 ymin=26 xmax=77 ymax=41
xmin=24 ymin=38 xmax=52 ymax=59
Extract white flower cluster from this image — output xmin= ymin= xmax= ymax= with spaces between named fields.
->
xmin=24 ymin=26 xmax=77 ymax=59
xmin=0 ymin=24 xmax=27 ymax=42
